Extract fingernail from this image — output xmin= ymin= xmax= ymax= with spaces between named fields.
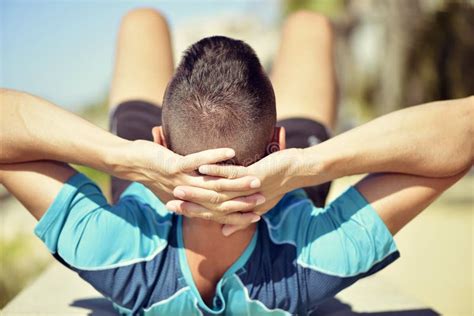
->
xmin=251 ymin=215 xmax=261 ymax=223
xmin=222 ymin=226 xmax=232 ymax=237
xmin=174 ymin=189 xmax=185 ymax=198
xmin=226 ymin=149 xmax=235 ymax=158
xmin=250 ymin=179 xmax=261 ymax=189
xmin=199 ymin=166 xmax=208 ymax=174
xmin=256 ymin=196 xmax=265 ymax=205
xmin=166 ymin=203 xmax=176 ymax=212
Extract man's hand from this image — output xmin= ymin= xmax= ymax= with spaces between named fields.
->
xmin=116 ymin=140 xmax=266 ymax=226
xmin=165 ymin=148 xmax=315 ymax=235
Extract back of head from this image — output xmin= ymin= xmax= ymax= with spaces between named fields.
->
xmin=162 ymin=36 xmax=276 ymax=166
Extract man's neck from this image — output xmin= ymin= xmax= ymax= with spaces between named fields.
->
xmin=181 ymin=216 xmax=257 ymax=305
xmin=182 ymin=216 xmax=257 ymax=261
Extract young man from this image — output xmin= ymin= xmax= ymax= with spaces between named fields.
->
xmin=1 ymin=9 xmax=472 ymax=315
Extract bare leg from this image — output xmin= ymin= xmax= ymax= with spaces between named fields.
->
xmin=108 ymin=8 xmax=174 ymax=201
xmin=271 ymin=11 xmax=337 ymax=130
xmin=109 ymin=8 xmax=174 ymax=108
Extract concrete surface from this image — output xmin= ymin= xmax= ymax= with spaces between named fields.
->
xmin=328 ymin=174 xmax=474 ymax=316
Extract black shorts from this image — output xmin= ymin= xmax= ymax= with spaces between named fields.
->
xmin=110 ymin=100 xmax=332 ymax=207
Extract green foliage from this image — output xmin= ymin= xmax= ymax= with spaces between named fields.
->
xmin=403 ymin=2 xmax=474 ymax=105
xmin=73 ymin=165 xmax=110 ymax=196
xmin=283 ymin=0 xmax=344 ymax=18
xmin=71 ymin=98 xmax=112 ymax=195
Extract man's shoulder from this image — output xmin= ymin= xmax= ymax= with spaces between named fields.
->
xmin=119 ymin=182 xmax=171 ymax=218
xmin=34 ymin=172 xmax=176 ymax=271
xmin=260 ymin=189 xmax=315 ymax=246
xmin=263 ymin=189 xmax=314 ymax=223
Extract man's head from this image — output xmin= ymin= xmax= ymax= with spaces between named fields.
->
xmin=159 ymin=36 xmax=278 ymax=166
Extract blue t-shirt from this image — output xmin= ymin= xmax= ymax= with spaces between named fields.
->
xmin=35 ymin=173 xmax=399 ymax=315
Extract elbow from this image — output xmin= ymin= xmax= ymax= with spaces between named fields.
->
xmin=467 ymin=96 xmax=474 ymax=167
xmin=456 ymin=96 xmax=474 ymax=172
xmin=468 ymin=95 xmax=474 ymax=167
xmin=450 ymin=166 xmax=471 ymax=183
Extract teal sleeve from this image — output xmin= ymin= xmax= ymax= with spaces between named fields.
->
xmin=264 ymin=187 xmax=398 ymax=277
xmin=299 ymin=186 xmax=398 ymax=276
xmin=34 ymin=173 xmax=172 ymax=269
xmin=119 ymin=182 xmax=171 ymax=217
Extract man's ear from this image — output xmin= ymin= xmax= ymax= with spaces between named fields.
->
xmin=151 ymin=126 xmax=168 ymax=147
xmin=279 ymin=126 xmax=286 ymax=150
xmin=267 ymin=126 xmax=286 ymax=155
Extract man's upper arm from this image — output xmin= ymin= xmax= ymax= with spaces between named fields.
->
xmin=266 ymin=189 xmax=398 ymax=278
xmin=355 ymin=171 xmax=467 ymax=235
xmin=0 ymin=161 xmax=76 ymax=220
xmin=1 ymin=161 xmax=176 ymax=310
xmin=266 ymin=188 xmax=399 ymax=303
xmin=1 ymin=161 xmax=172 ymax=264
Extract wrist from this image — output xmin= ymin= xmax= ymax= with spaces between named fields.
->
xmin=284 ymin=148 xmax=317 ymax=191
xmin=101 ymin=138 xmax=137 ymax=180
xmin=105 ymin=139 xmax=172 ymax=185
xmin=290 ymin=144 xmax=347 ymax=189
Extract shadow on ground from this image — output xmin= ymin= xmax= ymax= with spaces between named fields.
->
xmin=71 ymin=297 xmax=439 ymax=315
xmin=70 ymin=298 xmax=116 ymax=316
xmin=314 ymin=298 xmax=439 ymax=315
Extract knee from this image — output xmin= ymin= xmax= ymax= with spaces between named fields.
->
xmin=283 ymin=10 xmax=333 ymax=42
xmin=121 ymin=8 xmax=169 ymax=30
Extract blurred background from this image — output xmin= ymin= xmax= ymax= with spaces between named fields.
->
xmin=1 ymin=0 xmax=473 ymax=314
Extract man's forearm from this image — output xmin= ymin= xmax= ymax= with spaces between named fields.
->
xmin=0 ymin=88 xmax=129 ymax=174
xmin=296 ymin=97 xmax=473 ymax=187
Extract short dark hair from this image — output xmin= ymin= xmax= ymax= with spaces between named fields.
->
xmin=162 ymin=36 xmax=276 ymax=166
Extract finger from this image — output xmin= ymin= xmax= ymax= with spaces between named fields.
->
xmin=222 ymin=224 xmax=246 ymax=237
xmin=174 ymin=185 xmax=264 ymax=204
xmin=165 ymin=200 xmax=192 ymax=217
xmin=166 ymin=200 xmax=202 ymax=215
xmin=179 ymin=148 xmax=235 ymax=172
xmin=217 ymin=195 xmax=266 ymax=214
xmin=166 ymin=190 xmax=265 ymax=217
xmin=198 ymin=164 xmax=247 ymax=179
xmin=174 ymin=186 xmax=229 ymax=204
xmin=194 ymin=175 xmax=261 ymax=191
xmin=218 ymin=212 xmax=261 ymax=226
xmin=166 ymin=200 xmax=261 ymax=226
xmin=166 ymin=200 xmax=223 ymax=220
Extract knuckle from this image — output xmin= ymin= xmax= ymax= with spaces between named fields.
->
xmin=169 ymin=162 xmax=181 ymax=174
xmin=229 ymin=169 xmax=240 ymax=179
xmin=242 ymin=203 xmax=254 ymax=211
xmin=212 ymin=181 xmax=223 ymax=192
xmin=201 ymin=212 xmax=213 ymax=220
xmin=209 ymin=166 xmax=220 ymax=175
xmin=217 ymin=204 xmax=232 ymax=214
xmin=220 ymin=216 xmax=231 ymax=225
xmin=234 ymin=179 xmax=247 ymax=190
xmin=209 ymin=192 xmax=221 ymax=204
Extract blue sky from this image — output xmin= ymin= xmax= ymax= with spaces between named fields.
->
xmin=1 ymin=0 xmax=281 ymax=111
